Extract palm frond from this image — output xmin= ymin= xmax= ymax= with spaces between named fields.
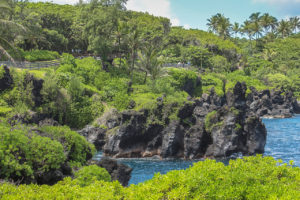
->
xmin=0 ymin=37 xmax=17 ymax=65
xmin=0 ymin=19 xmax=27 ymax=33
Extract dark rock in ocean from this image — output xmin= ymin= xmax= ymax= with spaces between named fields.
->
xmin=0 ymin=65 xmax=13 ymax=92
xmin=78 ymin=126 xmax=107 ymax=151
xmin=243 ymin=116 xmax=267 ymax=154
xmin=95 ymin=158 xmax=132 ymax=186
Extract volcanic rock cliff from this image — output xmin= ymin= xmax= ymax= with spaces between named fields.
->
xmin=83 ymin=82 xmax=272 ymax=159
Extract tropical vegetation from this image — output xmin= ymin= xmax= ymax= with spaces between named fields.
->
xmin=0 ymin=0 xmax=299 ymax=199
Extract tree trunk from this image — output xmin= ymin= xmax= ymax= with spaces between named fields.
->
xmin=143 ymin=71 xmax=147 ymax=84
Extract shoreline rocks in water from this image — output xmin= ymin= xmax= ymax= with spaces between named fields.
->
xmin=80 ymin=82 xmax=293 ymax=159
xmin=247 ymin=86 xmax=300 ymax=118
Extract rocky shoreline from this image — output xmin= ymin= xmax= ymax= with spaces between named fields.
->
xmin=79 ymin=82 xmax=300 ymax=160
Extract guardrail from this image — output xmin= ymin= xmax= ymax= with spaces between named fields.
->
xmin=0 ymin=60 xmax=61 ymax=69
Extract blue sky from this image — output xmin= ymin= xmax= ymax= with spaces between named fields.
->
xmin=35 ymin=0 xmax=300 ymax=30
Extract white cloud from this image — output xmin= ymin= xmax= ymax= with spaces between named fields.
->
xmin=253 ymin=0 xmax=300 ymax=15
xmin=126 ymin=0 xmax=180 ymax=26
xmin=253 ymin=0 xmax=300 ymax=3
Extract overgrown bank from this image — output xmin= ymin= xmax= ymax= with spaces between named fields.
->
xmin=0 ymin=156 xmax=299 ymax=200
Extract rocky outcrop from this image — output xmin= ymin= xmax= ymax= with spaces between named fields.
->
xmin=247 ymin=87 xmax=300 ymax=118
xmin=0 ymin=65 xmax=13 ymax=92
xmin=101 ymin=82 xmax=267 ymax=159
xmin=91 ymin=158 xmax=132 ymax=186
xmin=78 ymin=126 xmax=106 ymax=151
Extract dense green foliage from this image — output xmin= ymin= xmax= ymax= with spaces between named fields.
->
xmin=0 ymin=122 xmax=95 ymax=182
xmin=0 ymin=156 xmax=299 ymax=199
xmin=74 ymin=165 xmax=111 ymax=187
xmin=0 ymin=2 xmax=300 ymax=198
xmin=22 ymin=50 xmax=60 ymax=62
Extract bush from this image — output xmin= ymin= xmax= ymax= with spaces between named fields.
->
xmin=0 ymin=156 xmax=298 ymax=199
xmin=168 ymin=68 xmax=202 ymax=97
xmin=23 ymin=50 xmax=60 ymax=62
xmin=0 ymin=123 xmax=66 ymax=182
xmin=38 ymin=126 xmax=96 ymax=167
xmin=74 ymin=165 xmax=111 ymax=187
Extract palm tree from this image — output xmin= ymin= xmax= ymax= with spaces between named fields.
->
xmin=0 ymin=0 xmax=26 ymax=65
xmin=289 ymin=17 xmax=300 ymax=34
xmin=114 ymin=20 xmax=127 ymax=67
xmin=127 ymin=24 xmax=141 ymax=83
xmin=277 ymin=19 xmax=292 ymax=38
xmin=249 ymin=12 xmax=262 ymax=40
xmin=232 ymin=22 xmax=240 ymax=38
xmin=249 ymin=12 xmax=261 ymax=23
xmin=217 ymin=16 xmax=232 ymax=39
xmin=207 ymin=14 xmax=219 ymax=34
xmin=260 ymin=13 xmax=275 ymax=34
xmin=269 ymin=16 xmax=278 ymax=34
xmin=137 ymin=45 xmax=162 ymax=84
xmin=241 ymin=20 xmax=254 ymax=54
xmin=207 ymin=13 xmax=232 ymax=39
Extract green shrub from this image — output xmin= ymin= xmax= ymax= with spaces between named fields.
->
xmin=23 ymin=50 xmax=60 ymax=62
xmin=38 ymin=126 xmax=96 ymax=167
xmin=74 ymin=165 xmax=111 ymax=187
xmin=27 ymin=136 xmax=65 ymax=173
xmin=168 ymin=68 xmax=202 ymax=97
xmin=0 ymin=156 xmax=298 ymax=199
xmin=0 ymin=123 xmax=33 ymax=180
xmin=0 ymin=123 xmax=66 ymax=181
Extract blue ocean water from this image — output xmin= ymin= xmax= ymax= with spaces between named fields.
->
xmin=95 ymin=115 xmax=300 ymax=185
xmin=263 ymin=115 xmax=300 ymax=166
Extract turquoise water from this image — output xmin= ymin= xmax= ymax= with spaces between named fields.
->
xmin=263 ymin=115 xmax=300 ymax=166
xmin=94 ymin=115 xmax=300 ymax=185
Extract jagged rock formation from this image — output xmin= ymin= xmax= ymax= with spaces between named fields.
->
xmin=247 ymin=87 xmax=300 ymax=118
xmin=86 ymin=82 xmax=268 ymax=159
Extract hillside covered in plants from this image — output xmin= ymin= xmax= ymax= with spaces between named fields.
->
xmin=0 ymin=0 xmax=300 ymax=199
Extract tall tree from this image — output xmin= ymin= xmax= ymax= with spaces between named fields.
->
xmin=207 ymin=13 xmax=232 ymax=39
xmin=277 ymin=19 xmax=292 ymax=38
xmin=232 ymin=22 xmax=240 ymax=38
xmin=260 ymin=13 xmax=275 ymax=34
xmin=289 ymin=17 xmax=300 ymax=34
xmin=249 ymin=12 xmax=262 ymax=40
